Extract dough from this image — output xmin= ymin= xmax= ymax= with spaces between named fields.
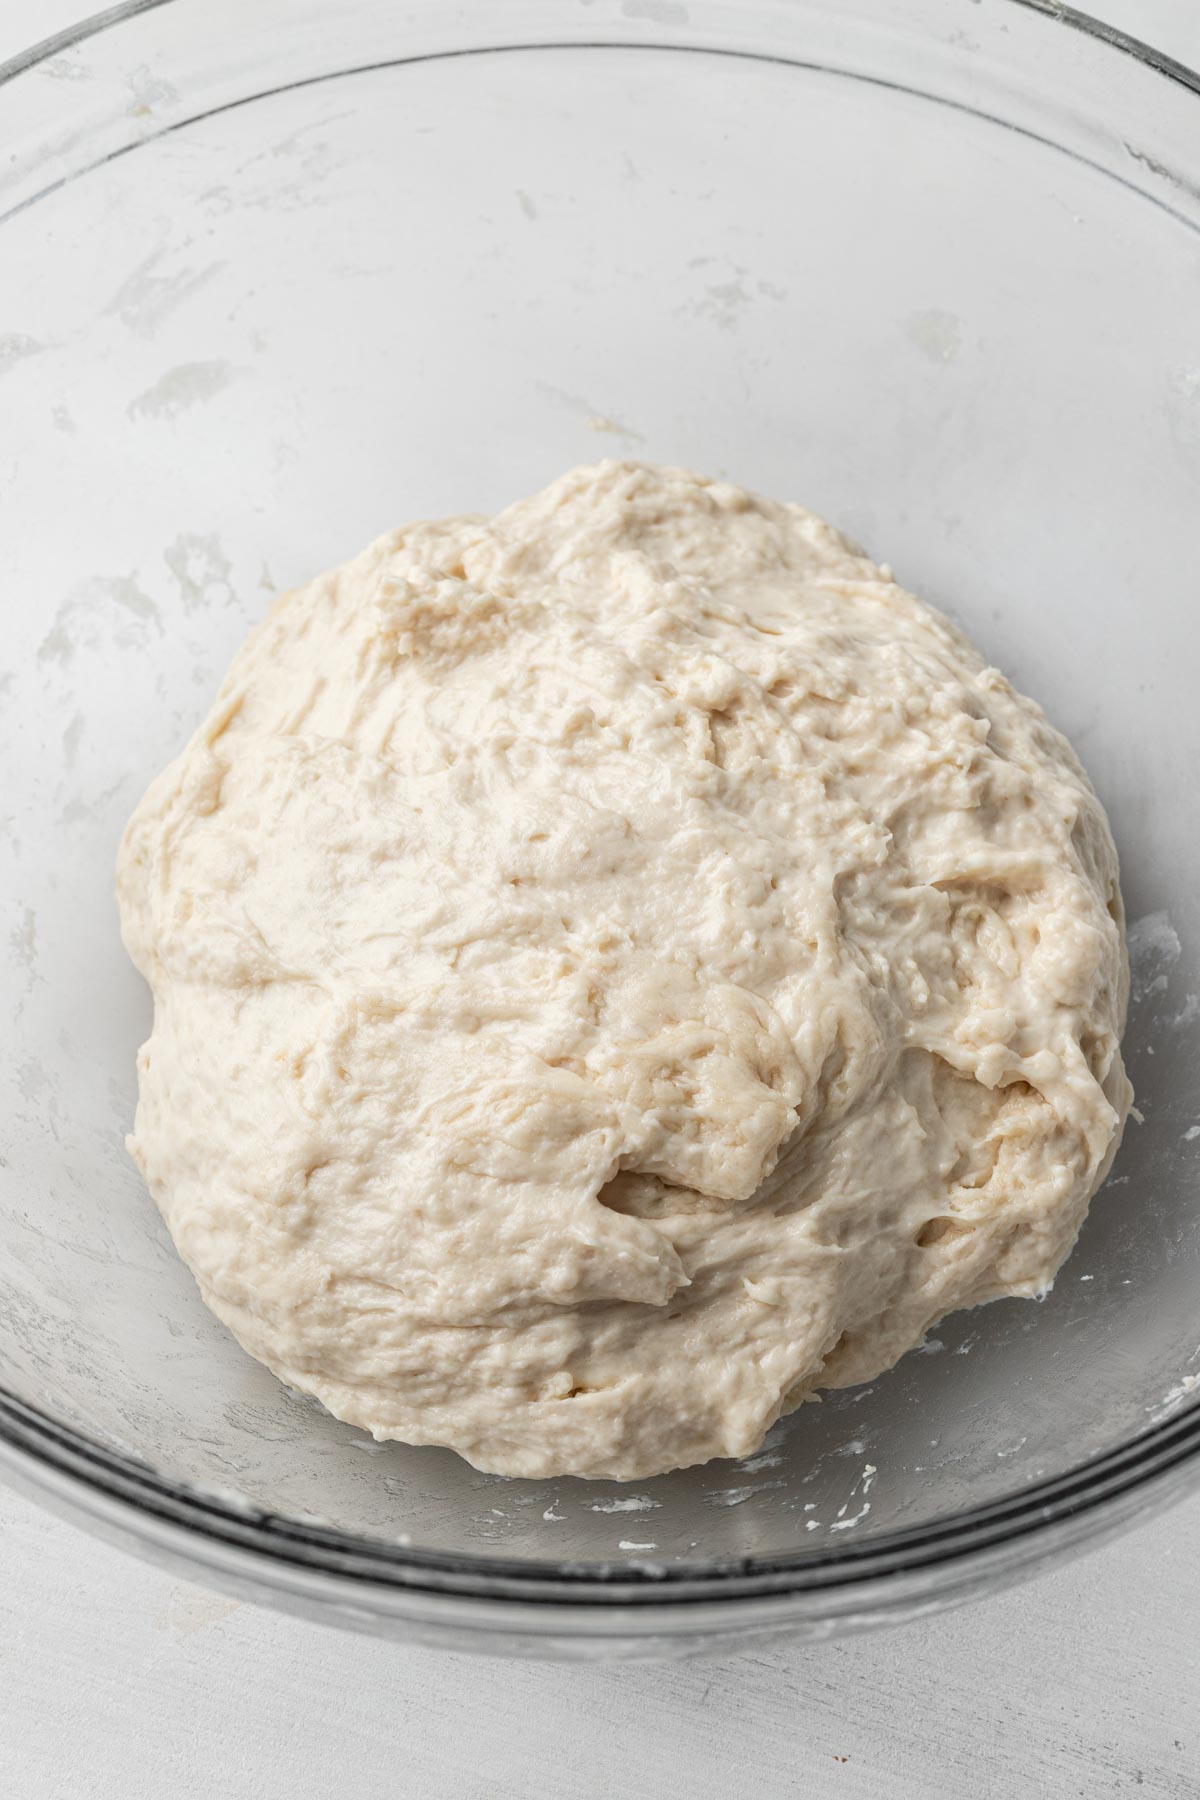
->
xmin=118 ymin=462 xmax=1132 ymax=1480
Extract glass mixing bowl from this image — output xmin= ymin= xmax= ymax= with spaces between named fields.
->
xmin=2 ymin=0 xmax=1199 ymax=1660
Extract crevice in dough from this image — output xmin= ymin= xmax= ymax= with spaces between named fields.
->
xmin=916 ymin=1216 xmax=972 ymax=1249
xmin=595 ymin=1169 xmax=719 ymax=1219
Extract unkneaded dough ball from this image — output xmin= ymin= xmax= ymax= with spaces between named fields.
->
xmin=118 ymin=462 xmax=1132 ymax=1480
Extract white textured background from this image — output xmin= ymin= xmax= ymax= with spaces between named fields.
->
xmin=2 ymin=3 xmax=1198 ymax=1796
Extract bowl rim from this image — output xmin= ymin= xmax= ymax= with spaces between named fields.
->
xmin=2 ymin=0 xmax=1200 ymax=1611
xmin=3 ymin=1380 xmax=1200 ymax=1603
xmin=4 ymin=0 xmax=1200 ymax=96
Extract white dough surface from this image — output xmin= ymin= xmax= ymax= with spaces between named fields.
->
xmin=118 ymin=462 xmax=1131 ymax=1478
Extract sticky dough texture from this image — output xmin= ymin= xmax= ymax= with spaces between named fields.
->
xmin=118 ymin=462 xmax=1132 ymax=1479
